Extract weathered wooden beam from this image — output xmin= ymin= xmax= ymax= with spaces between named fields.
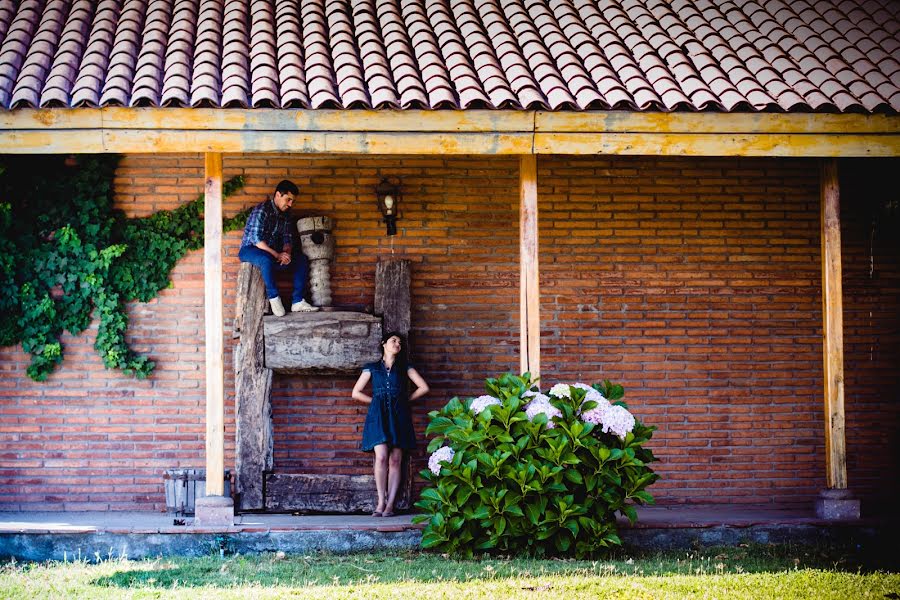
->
xmin=519 ymin=155 xmax=540 ymax=379
xmin=533 ymin=132 xmax=900 ymax=157
xmin=233 ymin=263 xmax=274 ymax=511
xmin=1 ymin=109 xmax=898 ymax=156
xmin=265 ymin=472 xmax=412 ymax=513
xmin=820 ymin=159 xmax=847 ymax=490
xmin=203 ymin=152 xmax=226 ymax=497
xmin=3 ymin=108 xmax=898 ymax=134
xmin=375 ymin=259 xmax=412 ymax=336
xmin=534 ymin=112 xmax=900 ymax=134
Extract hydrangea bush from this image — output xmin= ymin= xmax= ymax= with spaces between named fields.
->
xmin=414 ymin=373 xmax=658 ymax=558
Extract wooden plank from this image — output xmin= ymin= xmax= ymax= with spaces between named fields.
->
xmin=536 ymin=111 xmax=900 ymax=134
xmin=0 ymin=130 xmax=106 ymax=153
xmin=2 ymin=108 xmax=897 ymax=134
xmin=203 ymin=152 xmax=225 ymax=497
xmin=2 ymin=129 xmax=896 ymax=156
xmin=820 ymin=159 xmax=847 ymax=490
xmin=375 ymin=259 xmax=412 ymax=336
xmin=533 ymin=132 xmax=900 ymax=157
xmin=233 ymin=263 xmax=274 ymax=511
xmin=519 ymin=155 xmax=540 ymax=380
xmin=265 ymin=472 xmax=412 ymax=513
xmin=98 ymin=130 xmax=533 ymax=154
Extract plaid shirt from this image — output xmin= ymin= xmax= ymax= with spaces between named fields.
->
xmin=240 ymin=199 xmax=292 ymax=252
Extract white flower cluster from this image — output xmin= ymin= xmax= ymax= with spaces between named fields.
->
xmin=523 ymin=393 xmax=562 ymax=429
xmin=599 ymin=405 xmax=636 ymax=439
xmin=428 ymin=446 xmax=455 ymax=475
xmin=548 ymin=383 xmax=572 ymax=399
xmin=568 ymin=383 xmax=636 ymax=439
xmin=469 ymin=394 xmax=502 ymax=415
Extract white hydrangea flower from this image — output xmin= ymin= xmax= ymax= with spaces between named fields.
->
xmin=521 ymin=390 xmax=539 ymax=398
xmin=600 ymin=405 xmax=636 ymax=439
xmin=579 ymin=395 xmax=612 ymax=426
xmin=583 ymin=388 xmax=607 ymax=404
xmin=548 ymin=383 xmax=572 ymax=399
xmin=470 ymin=395 xmax=501 ymax=415
xmin=428 ymin=446 xmax=455 ymax=475
xmin=524 ymin=394 xmax=562 ymax=429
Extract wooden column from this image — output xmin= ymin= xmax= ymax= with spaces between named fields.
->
xmin=203 ymin=152 xmax=226 ymax=497
xmin=519 ymin=155 xmax=540 ymax=380
xmin=820 ymin=159 xmax=847 ymax=490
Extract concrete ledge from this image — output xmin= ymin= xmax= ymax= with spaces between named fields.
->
xmin=1 ymin=507 xmax=895 ymax=561
xmin=0 ymin=529 xmax=423 ymax=562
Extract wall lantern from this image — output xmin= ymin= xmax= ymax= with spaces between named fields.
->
xmin=375 ymin=177 xmax=401 ymax=236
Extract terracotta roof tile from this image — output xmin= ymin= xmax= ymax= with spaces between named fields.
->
xmin=1 ymin=0 xmax=897 ymax=112
xmin=99 ymin=0 xmax=147 ymax=107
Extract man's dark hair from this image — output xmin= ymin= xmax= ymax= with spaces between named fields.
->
xmin=275 ymin=179 xmax=299 ymax=195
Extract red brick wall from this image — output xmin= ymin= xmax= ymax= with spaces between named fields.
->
xmin=0 ymin=154 xmax=896 ymax=513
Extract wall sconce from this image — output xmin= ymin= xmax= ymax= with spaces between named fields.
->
xmin=375 ymin=177 xmax=401 ymax=236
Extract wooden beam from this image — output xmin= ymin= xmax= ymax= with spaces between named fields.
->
xmin=821 ymin=158 xmax=847 ymax=490
xmin=519 ymin=154 xmax=540 ymax=380
xmin=203 ymin=152 xmax=225 ymax=497
xmin=3 ymin=108 xmax=897 ymax=134
xmin=533 ymin=132 xmax=900 ymax=157
xmin=0 ymin=108 xmax=898 ymax=157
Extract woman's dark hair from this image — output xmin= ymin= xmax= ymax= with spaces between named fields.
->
xmin=380 ymin=331 xmax=408 ymax=372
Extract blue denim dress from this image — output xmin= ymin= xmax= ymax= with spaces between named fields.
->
xmin=360 ymin=361 xmax=417 ymax=452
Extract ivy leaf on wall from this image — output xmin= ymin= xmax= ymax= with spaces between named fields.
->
xmin=0 ymin=155 xmax=246 ymax=381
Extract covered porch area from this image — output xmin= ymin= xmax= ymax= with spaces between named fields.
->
xmin=1 ymin=108 xmax=898 ymax=525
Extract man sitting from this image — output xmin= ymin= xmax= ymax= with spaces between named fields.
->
xmin=238 ymin=180 xmax=319 ymax=316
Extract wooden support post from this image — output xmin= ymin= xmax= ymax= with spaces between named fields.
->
xmin=519 ymin=155 xmax=540 ymax=380
xmin=821 ymin=159 xmax=847 ymax=490
xmin=816 ymin=158 xmax=859 ymax=519
xmin=204 ymin=152 xmax=225 ymax=496
xmin=195 ymin=152 xmax=233 ymax=524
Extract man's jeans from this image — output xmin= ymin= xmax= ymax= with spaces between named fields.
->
xmin=238 ymin=245 xmax=310 ymax=303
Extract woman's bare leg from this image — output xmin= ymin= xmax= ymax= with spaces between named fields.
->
xmin=385 ymin=447 xmax=404 ymax=514
xmin=373 ymin=444 xmax=388 ymax=514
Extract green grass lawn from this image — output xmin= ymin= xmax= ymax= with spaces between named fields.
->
xmin=1 ymin=544 xmax=897 ymax=599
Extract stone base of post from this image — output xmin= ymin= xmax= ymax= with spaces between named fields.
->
xmin=815 ymin=488 xmax=860 ymax=520
xmin=193 ymin=495 xmax=234 ymax=527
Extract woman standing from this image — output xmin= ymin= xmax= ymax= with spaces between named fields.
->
xmin=351 ymin=331 xmax=429 ymax=517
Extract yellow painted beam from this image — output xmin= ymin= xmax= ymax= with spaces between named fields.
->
xmin=0 ymin=108 xmax=898 ymax=157
xmin=534 ymin=132 xmax=900 ymax=157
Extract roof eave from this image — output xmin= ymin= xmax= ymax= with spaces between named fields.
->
xmin=1 ymin=108 xmax=898 ymax=157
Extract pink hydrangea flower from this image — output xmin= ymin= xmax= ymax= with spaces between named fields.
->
xmin=428 ymin=446 xmax=455 ymax=475
xmin=470 ymin=395 xmax=501 ymax=415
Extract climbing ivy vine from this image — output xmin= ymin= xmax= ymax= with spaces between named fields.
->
xmin=0 ymin=155 xmax=247 ymax=381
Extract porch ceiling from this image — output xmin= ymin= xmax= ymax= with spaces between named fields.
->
xmin=1 ymin=108 xmax=899 ymax=157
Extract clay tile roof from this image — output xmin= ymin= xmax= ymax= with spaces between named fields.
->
xmin=0 ymin=0 xmax=897 ymax=112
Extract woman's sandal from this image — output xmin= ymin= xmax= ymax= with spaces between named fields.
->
xmin=381 ymin=511 xmax=395 ymax=518
xmin=371 ymin=511 xmax=383 ymax=517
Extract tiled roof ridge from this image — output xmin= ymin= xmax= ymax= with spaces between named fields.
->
xmin=0 ymin=0 xmax=898 ymax=113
